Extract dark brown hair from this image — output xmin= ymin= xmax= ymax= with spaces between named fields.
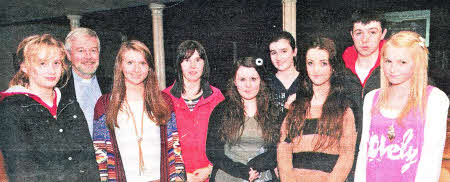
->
xmin=106 ymin=40 xmax=170 ymax=129
xmin=286 ymin=36 xmax=351 ymax=150
xmin=219 ymin=57 xmax=280 ymax=146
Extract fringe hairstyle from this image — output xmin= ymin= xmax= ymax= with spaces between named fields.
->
xmin=106 ymin=40 xmax=170 ymax=129
xmin=286 ymin=36 xmax=351 ymax=151
xmin=378 ymin=31 xmax=429 ymax=123
xmin=218 ymin=57 xmax=280 ymax=146
xmin=9 ymin=34 xmax=68 ymax=88
xmin=174 ymin=40 xmax=210 ymax=94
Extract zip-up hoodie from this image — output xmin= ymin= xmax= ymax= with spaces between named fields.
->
xmin=342 ymin=40 xmax=385 ymax=97
xmin=0 ymin=86 xmax=100 ymax=181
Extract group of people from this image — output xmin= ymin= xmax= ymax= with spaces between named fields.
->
xmin=0 ymin=10 xmax=448 ymax=182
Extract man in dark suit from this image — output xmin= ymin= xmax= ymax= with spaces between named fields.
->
xmin=61 ymin=27 xmax=111 ymax=138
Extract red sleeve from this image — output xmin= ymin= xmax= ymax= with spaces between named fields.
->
xmin=161 ymin=91 xmax=174 ymax=112
xmin=94 ymin=93 xmax=111 ymax=121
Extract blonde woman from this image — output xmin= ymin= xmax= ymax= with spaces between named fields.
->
xmin=0 ymin=34 xmax=99 ymax=181
xmin=355 ymin=31 xmax=449 ymax=181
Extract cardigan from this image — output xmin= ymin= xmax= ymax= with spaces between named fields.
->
xmin=92 ymin=94 xmax=186 ymax=182
xmin=355 ymin=86 xmax=449 ymax=181
xmin=206 ymin=100 xmax=279 ymax=181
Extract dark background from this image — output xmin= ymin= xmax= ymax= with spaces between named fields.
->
xmin=1 ymin=0 xmax=448 ymax=94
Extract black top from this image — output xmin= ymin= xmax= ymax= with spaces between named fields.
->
xmin=205 ymin=100 xmax=279 ymax=181
xmin=0 ymin=94 xmax=100 ymax=181
xmin=290 ymin=118 xmax=339 ymax=173
xmin=265 ymin=73 xmax=301 ymax=114
xmin=302 ymin=118 xmax=318 ymax=135
xmin=292 ymin=152 xmax=339 ymax=173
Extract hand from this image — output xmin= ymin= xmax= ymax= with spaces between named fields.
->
xmin=284 ymin=94 xmax=296 ymax=109
xmin=249 ymin=168 xmax=260 ymax=182
xmin=187 ymin=165 xmax=213 ymax=182
xmin=274 ymin=167 xmax=279 ymax=178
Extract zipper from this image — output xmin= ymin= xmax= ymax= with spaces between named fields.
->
xmin=57 ymin=99 xmax=75 ymax=118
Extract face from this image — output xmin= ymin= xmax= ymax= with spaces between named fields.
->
xmin=351 ymin=21 xmax=387 ymax=57
xmin=121 ymin=50 xmax=149 ymax=87
xmin=66 ymin=35 xmax=100 ymax=79
xmin=234 ymin=66 xmax=261 ymax=102
xmin=23 ymin=49 xmax=63 ymax=92
xmin=269 ymin=39 xmax=297 ymax=72
xmin=306 ymin=48 xmax=333 ymax=87
xmin=382 ymin=46 xmax=415 ymax=87
xmin=181 ymin=50 xmax=204 ymax=83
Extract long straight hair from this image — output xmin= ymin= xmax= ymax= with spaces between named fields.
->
xmin=378 ymin=31 xmax=429 ymax=122
xmin=174 ymin=40 xmax=210 ymax=94
xmin=106 ymin=40 xmax=170 ymax=129
xmin=286 ymin=36 xmax=351 ymax=151
xmin=218 ymin=57 xmax=280 ymax=146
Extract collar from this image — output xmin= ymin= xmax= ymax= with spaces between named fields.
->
xmin=1 ymin=85 xmax=62 ymax=116
xmin=72 ymin=69 xmax=97 ymax=84
xmin=343 ymin=39 xmax=386 ymax=71
xmin=169 ymin=81 xmax=213 ymax=99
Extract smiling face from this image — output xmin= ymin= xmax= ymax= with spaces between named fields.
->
xmin=306 ymin=48 xmax=332 ymax=87
xmin=66 ymin=35 xmax=100 ymax=79
xmin=269 ymin=38 xmax=297 ymax=72
xmin=351 ymin=21 xmax=387 ymax=58
xmin=121 ymin=49 xmax=149 ymax=87
xmin=382 ymin=46 xmax=415 ymax=87
xmin=234 ymin=66 xmax=261 ymax=102
xmin=23 ymin=48 xmax=64 ymax=93
xmin=181 ymin=50 xmax=204 ymax=84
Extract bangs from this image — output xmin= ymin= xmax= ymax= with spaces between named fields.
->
xmin=26 ymin=43 xmax=65 ymax=66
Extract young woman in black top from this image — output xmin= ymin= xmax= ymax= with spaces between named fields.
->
xmin=278 ymin=36 xmax=356 ymax=182
xmin=206 ymin=57 xmax=282 ymax=182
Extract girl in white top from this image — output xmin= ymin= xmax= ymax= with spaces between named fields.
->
xmin=101 ymin=40 xmax=171 ymax=181
xmin=355 ymin=31 xmax=449 ymax=182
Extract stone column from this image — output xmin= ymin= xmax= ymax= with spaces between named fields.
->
xmin=282 ymin=0 xmax=297 ymax=40
xmin=66 ymin=15 xmax=81 ymax=30
xmin=149 ymin=3 xmax=166 ymax=90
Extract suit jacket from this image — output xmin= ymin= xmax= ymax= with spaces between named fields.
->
xmin=59 ymin=71 xmax=112 ymax=100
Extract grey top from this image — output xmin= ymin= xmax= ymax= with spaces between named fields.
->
xmin=214 ymin=116 xmax=272 ymax=182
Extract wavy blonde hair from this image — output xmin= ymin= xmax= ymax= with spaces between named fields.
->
xmin=378 ymin=31 xmax=429 ymax=122
xmin=9 ymin=34 xmax=68 ymax=87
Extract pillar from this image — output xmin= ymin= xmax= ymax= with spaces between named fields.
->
xmin=282 ymin=0 xmax=297 ymax=40
xmin=149 ymin=3 xmax=166 ymax=90
xmin=66 ymin=14 xmax=81 ymax=30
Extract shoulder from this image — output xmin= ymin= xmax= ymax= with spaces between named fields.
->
xmin=342 ymin=45 xmax=358 ymax=63
xmin=264 ymin=73 xmax=277 ymax=82
xmin=428 ymin=86 xmax=449 ymax=102
xmin=210 ymin=100 xmax=231 ymax=116
xmin=427 ymin=86 xmax=449 ymax=110
xmin=94 ymin=93 xmax=112 ymax=119
xmin=162 ymin=84 xmax=175 ymax=97
xmin=364 ymin=89 xmax=379 ymax=103
xmin=209 ymin=85 xmax=225 ymax=101
xmin=343 ymin=107 xmax=355 ymax=120
xmin=0 ymin=94 xmax=29 ymax=107
xmin=209 ymin=100 xmax=230 ymax=126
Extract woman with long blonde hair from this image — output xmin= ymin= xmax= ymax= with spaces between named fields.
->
xmin=355 ymin=31 xmax=449 ymax=181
